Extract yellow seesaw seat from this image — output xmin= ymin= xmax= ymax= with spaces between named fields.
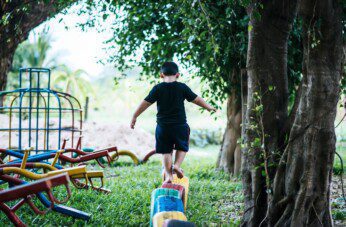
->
xmin=1 ymin=166 xmax=87 ymax=180
xmin=153 ymin=211 xmax=187 ymax=227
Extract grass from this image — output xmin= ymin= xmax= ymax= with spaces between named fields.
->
xmin=0 ymin=145 xmax=243 ymax=226
xmin=0 ymin=144 xmax=344 ymax=226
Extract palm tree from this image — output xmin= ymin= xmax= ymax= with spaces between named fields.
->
xmin=8 ymin=28 xmax=60 ymax=89
xmin=53 ymin=65 xmax=94 ymax=102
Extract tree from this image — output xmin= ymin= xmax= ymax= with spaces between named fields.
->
xmin=241 ymin=1 xmax=299 ymax=225
xmin=268 ymin=1 xmax=344 ymax=225
xmin=0 ymin=0 xmax=76 ymax=105
xmin=242 ymin=0 xmax=344 ymax=226
xmin=53 ymin=66 xmax=94 ymax=102
xmin=7 ymin=30 xmax=59 ymax=89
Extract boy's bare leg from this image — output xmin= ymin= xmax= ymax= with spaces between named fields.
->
xmin=163 ymin=153 xmax=174 ymax=183
xmin=173 ymin=150 xmax=186 ymax=178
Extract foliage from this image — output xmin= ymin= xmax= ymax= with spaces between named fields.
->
xmin=6 ymin=28 xmax=93 ymax=103
xmin=333 ymin=163 xmax=344 ymax=176
xmin=190 ymin=128 xmax=223 ymax=147
xmin=331 ymin=197 xmax=346 ymax=222
xmin=76 ymin=0 xmax=248 ymax=108
xmin=6 ymin=29 xmax=60 ymax=90
xmin=75 ymin=0 xmax=306 ymax=109
xmin=53 ymin=65 xmax=94 ymax=102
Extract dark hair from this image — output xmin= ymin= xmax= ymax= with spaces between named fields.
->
xmin=160 ymin=62 xmax=179 ymax=76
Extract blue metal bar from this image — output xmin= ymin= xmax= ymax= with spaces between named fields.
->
xmin=19 ymin=68 xmax=50 ymax=73
xmin=28 ymin=69 xmax=33 ymax=149
xmin=1 ymin=69 xmax=82 ymax=154
xmin=4 ymin=149 xmax=62 ymax=166
xmin=49 ymin=91 xmax=62 ymax=150
xmin=47 ymin=89 xmax=51 ymax=152
xmin=18 ymin=88 xmax=25 ymax=151
xmin=36 ymin=71 xmax=40 ymax=153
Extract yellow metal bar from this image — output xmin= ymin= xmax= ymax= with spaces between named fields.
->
xmin=2 ymin=166 xmax=87 ymax=180
xmin=71 ymin=171 xmax=104 ymax=179
xmin=20 ymin=147 xmax=34 ymax=169
xmin=51 ymin=150 xmax=64 ymax=167
xmin=111 ymin=150 xmax=140 ymax=165
xmin=46 ymin=166 xmax=87 ymax=177
xmin=32 ymin=163 xmax=58 ymax=171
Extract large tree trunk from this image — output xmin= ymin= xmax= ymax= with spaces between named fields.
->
xmin=269 ymin=1 xmax=343 ymax=226
xmin=241 ymin=1 xmax=298 ymax=226
xmin=217 ymin=90 xmax=242 ymax=176
xmin=0 ymin=0 xmax=75 ymax=104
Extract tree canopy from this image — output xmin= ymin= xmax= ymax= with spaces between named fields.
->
xmin=77 ymin=0 xmax=307 ymax=108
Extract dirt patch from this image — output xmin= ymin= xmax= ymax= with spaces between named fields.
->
xmin=0 ymin=114 xmax=155 ymax=158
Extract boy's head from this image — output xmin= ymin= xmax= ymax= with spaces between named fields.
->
xmin=160 ymin=62 xmax=179 ymax=78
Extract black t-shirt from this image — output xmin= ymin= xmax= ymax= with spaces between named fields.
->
xmin=144 ymin=81 xmax=198 ymax=125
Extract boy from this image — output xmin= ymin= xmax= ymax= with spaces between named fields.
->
xmin=130 ymin=62 xmax=215 ymax=183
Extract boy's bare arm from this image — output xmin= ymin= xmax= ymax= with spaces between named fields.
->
xmin=131 ymin=100 xmax=153 ymax=129
xmin=192 ymin=96 xmax=216 ymax=112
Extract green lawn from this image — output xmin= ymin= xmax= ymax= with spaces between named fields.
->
xmin=0 ymin=145 xmax=242 ymax=226
xmin=1 ymin=144 xmax=345 ymax=226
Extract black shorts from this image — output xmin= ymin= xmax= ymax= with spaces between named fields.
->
xmin=155 ymin=123 xmax=190 ymax=154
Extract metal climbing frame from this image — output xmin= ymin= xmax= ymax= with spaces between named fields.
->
xmin=0 ymin=68 xmax=82 ymax=154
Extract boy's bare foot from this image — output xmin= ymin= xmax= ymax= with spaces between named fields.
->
xmin=164 ymin=172 xmax=174 ymax=184
xmin=173 ymin=165 xmax=184 ymax=179
xmin=163 ymin=178 xmax=172 ymax=184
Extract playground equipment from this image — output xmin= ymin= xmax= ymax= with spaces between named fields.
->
xmin=0 ymin=67 xmax=139 ymax=166
xmin=0 ymin=173 xmax=70 ymax=227
xmin=0 ymin=68 xmax=83 ymax=153
xmin=0 ymin=67 xmax=111 ymax=224
xmin=161 ymin=183 xmax=186 ymax=209
xmin=0 ymin=173 xmax=91 ymax=222
xmin=0 ymin=148 xmax=107 ymax=191
xmin=0 ymin=67 xmax=158 ymax=224
xmin=150 ymin=173 xmax=193 ymax=227
xmin=0 ymin=148 xmax=112 ymax=168
xmin=0 ymin=147 xmax=100 ymax=224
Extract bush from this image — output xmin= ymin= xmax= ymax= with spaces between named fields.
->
xmin=190 ymin=128 xmax=223 ymax=147
xmin=333 ymin=163 xmax=344 ymax=175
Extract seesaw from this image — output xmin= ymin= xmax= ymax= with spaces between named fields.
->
xmin=0 ymin=147 xmax=112 ymax=168
xmin=62 ymin=137 xmax=157 ymax=166
xmin=0 ymin=163 xmax=105 ymax=190
xmin=0 ymin=174 xmax=91 ymax=221
xmin=0 ymin=173 xmax=70 ymax=227
xmin=0 ymin=149 xmax=107 ymax=192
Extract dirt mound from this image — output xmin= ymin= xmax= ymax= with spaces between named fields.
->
xmin=0 ymin=114 xmax=155 ymax=158
xmin=83 ymin=121 xmax=155 ymax=158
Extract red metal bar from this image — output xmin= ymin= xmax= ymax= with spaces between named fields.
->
xmin=0 ymin=203 xmax=25 ymax=227
xmin=0 ymin=174 xmax=69 ymax=202
xmin=0 ymin=173 xmax=70 ymax=227
xmin=142 ymin=150 xmax=156 ymax=163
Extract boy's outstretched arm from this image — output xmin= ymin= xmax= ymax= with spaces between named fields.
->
xmin=192 ymin=96 xmax=216 ymax=112
xmin=130 ymin=100 xmax=153 ymax=129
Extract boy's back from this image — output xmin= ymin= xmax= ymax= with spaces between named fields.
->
xmin=144 ymin=82 xmax=197 ymax=125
